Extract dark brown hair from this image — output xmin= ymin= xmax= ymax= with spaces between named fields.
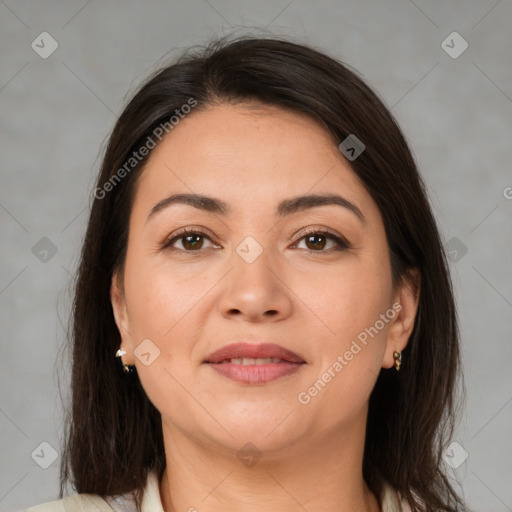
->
xmin=59 ymin=35 xmax=465 ymax=511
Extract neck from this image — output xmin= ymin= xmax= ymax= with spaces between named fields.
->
xmin=158 ymin=419 xmax=381 ymax=512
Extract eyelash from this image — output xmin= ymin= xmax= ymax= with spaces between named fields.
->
xmin=161 ymin=227 xmax=350 ymax=253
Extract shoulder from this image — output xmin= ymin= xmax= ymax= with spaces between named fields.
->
xmin=24 ymin=468 xmax=157 ymax=512
xmin=24 ymin=492 xmax=116 ymax=512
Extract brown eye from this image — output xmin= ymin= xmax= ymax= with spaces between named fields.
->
xmin=305 ymin=233 xmax=327 ymax=250
xmin=181 ymin=234 xmax=204 ymax=250
xmin=162 ymin=229 xmax=216 ymax=251
xmin=295 ymin=230 xmax=350 ymax=252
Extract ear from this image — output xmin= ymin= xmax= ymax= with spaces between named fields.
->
xmin=383 ymin=269 xmax=421 ymax=369
xmin=110 ymin=270 xmax=135 ymax=363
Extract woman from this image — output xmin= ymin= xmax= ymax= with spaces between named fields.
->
xmin=26 ymin=35 xmax=465 ymax=512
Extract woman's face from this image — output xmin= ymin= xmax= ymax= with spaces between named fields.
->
xmin=111 ymin=102 xmax=417 ymax=454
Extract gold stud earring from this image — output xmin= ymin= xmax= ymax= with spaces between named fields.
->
xmin=393 ymin=351 xmax=402 ymax=372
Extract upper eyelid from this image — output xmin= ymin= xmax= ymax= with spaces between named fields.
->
xmin=165 ymin=227 xmax=215 ymax=243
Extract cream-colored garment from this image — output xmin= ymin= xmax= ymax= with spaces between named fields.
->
xmin=24 ymin=468 xmax=410 ymax=512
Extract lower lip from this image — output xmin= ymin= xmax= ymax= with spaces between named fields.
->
xmin=205 ymin=361 xmax=304 ymax=384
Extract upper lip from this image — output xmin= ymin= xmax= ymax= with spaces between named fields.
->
xmin=204 ymin=342 xmax=306 ymax=364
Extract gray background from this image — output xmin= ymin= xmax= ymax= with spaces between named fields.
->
xmin=1 ymin=1 xmax=511 ymax=511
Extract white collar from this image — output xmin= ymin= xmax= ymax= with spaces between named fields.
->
xmin=104 ymin=469 xmax=164 ymax=512
xmin=140 ymin=468 xmax=166 ymax=512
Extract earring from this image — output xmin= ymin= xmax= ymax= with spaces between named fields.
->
xmin=393 ymin=351 xmax=402 ymax=372
xmin=116 ymin=348 xmax=135 ymax=374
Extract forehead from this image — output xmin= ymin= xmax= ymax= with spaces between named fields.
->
xmin=132 ymin=102 xmax=375 ymax=220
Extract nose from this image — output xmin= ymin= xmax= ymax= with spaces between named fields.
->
xmin=217 ymin=243 xmax=293 ymax=323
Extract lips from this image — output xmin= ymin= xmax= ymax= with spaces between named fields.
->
xmin=204 ymin=342 xmax=306 ymax=384
xmin=204 ymin=342 xmax=305 ymax=364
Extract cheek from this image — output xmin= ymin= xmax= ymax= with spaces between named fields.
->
xmin=291 ymin=252 xmax=391 ymax=400
xmin=123 ymin=253 xmax=208 ymax=340
xmin=292 ymin=254 xmax=391 ymax=343
xmin=122 ymin=256 xmax=210 ymax=418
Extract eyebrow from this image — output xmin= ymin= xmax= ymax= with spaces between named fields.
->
xmin=146 ymin=193 xmax=365 ymax=224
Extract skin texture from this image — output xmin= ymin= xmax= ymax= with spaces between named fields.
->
xmin=110 ymin=102 xmax=420 ymax=512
